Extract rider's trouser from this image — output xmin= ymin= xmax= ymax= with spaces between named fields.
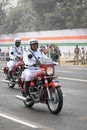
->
xmin=8 ymin=71 xmax=13 ymax=78
xmin=21 ymin=68 xmax=41 ymax=96
xmin=25 ymin=81 xmax=30 ymax=96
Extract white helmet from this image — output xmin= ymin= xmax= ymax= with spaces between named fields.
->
xmin=14 ymin=38 xmax=21 ymax=47
xmin=14 ymin=37 xmax=21 ymax=43
xmin=29 ymin=38 xmax=38 ymax=45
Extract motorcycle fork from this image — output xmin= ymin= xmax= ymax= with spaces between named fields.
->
xmin=44 ymin=77 xmax=51 ymax=100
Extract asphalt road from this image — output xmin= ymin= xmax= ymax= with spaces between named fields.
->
xmin=0 ymin=61 xmax=87 ymax=130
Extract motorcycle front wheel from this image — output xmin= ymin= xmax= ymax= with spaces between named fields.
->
xmin=47 ymin=87 xmax=63 ymax=114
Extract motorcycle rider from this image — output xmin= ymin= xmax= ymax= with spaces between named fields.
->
xmin=6 ymin=38 xmax=23 ymax=80
xmin=21 ymin=38 xmax=49 ymax=100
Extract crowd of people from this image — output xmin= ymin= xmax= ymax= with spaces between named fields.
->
xmin=0 ymin=40 xmax=87 ymax=67
xmin=0 ymin=42 xmax=62 ymax=64
xmin=40 ymin=44 xmax=61 ymax=65
xmin=73 ymin=45 xmax=87 ymax=65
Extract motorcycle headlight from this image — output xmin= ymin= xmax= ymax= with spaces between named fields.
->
xmin=46 ymin=67 xmax=54 ymax=75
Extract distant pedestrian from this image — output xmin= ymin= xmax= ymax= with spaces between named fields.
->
xmin=86 ymin=50 xmax=87 ymax=63
xmin=0 ymin=48 xmax=2 ymax=60
xmin=50 ymin=45 xmax=56 ymax=61
xmin=80 ymin=47 xmax=85 ymax=64
xmin=49 ymin=44 xmax=57 ymax=62
xmin=73 ymin=45 xmax=80 ymax=65
xmin=45 ymin=44 xmax=50 ymax=57
xmin=54 ymin=45 xmax=61 ymax=65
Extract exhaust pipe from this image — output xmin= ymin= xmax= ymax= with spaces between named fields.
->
xmin=2 ymin=79 xmax=18 ymax=84
xmin=16 ymin=95 xmax=26 ymax=101
xmin=2 ymin=79 xmax=12 ymax=84
xmin=2 ymin=67 xmax=4 ymax=70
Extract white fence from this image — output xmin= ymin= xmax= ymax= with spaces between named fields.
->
xmin=0 ymin=28 xmax=87 ymax=53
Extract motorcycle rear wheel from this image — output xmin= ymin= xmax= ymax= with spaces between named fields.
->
xmin=47 ymin=87 xmax=63 ymax=114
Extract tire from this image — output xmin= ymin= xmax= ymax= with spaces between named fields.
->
xmin=47 ymin=87 xmax=63 ymax=114
xmin=7 ymin=78 xmax=15 ymax=88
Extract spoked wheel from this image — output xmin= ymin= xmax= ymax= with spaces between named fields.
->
xmin=7 ymin=78 xmax=15 ymax=88
xmin=47 ymin=87 xmax=63 ymax=114
xmin=22 ymin=92 xmax=34 ymax=108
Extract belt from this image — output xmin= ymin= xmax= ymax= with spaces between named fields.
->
xmin=25 ymin=65 xmax=40 ymax=70
xmin=10 ymin=59 xmax=15 ymax=61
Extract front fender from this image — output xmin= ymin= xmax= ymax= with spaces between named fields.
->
xmin=48 ymin=81 xmax=61 ymax=88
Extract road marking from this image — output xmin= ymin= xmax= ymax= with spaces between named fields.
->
xmin=0 ymin=112 xmax=38 ymax=128
xmin=0 ymin=112 xmax=55 ymax=130
xmin=58 ymin=70 xmax=71 ymax=73
xmin=71 ymin=67 xmax=87 ymax=70
xmin=59 ymin=77 xmax=87 ymax=82
xmin=63 ymin=89 xmax=87 ymax=93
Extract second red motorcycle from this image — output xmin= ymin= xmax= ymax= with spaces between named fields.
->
xmin=2 ymin=59 xmax=24 ymax=88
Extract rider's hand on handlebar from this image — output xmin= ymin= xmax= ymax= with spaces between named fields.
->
xmin=32 ymin=60 xmax=41 ymax=67
xmin=36 ymin=60 xmax=41 ymax=66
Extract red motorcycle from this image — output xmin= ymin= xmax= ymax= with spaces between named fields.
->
xmin=16 ymin=59 xmax=63 ymax=114
xmin=2 ymin=59 xmax=24 ymax=88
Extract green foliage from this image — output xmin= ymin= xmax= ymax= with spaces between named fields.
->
xmin=0 ymin=3 xmax=7 ymax=33
xmin=0 ymin=0 xmax=87 ymax=33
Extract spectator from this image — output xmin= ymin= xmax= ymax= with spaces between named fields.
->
xmin=0 ymin=48 xmax=2 ymax=60
xmin=73 ymin=45 xmax=80 ymax=65
xmin=45 ymin=44 xmax=50 ymax=57
xmin=49 ymin=44 xmax=60 ymax=62
xmin=86 ymin=50 xmax=87 ymax=64
xmin=50 ymin=44 xmax=57 ymax=62
xmin=54 ymin=45 xmax=61 ymax=65
xmin=80 ymin=47 xmax=85 ymax=64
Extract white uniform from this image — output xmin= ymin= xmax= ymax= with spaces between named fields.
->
xmin=22 ymin=48 xmax=48 ymax=81
xmin=7 ymin=46 xmax=23 ymax=71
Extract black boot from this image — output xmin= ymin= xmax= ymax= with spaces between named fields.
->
xmin=6 ymin=71 xmax=12 ymax=80
xmin=25 ymin=81 xmax=31 ymax=100
xmin=9 ymin=71 xmax=13 ymax=79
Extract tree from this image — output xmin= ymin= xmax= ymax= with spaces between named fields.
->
xmin=0 ymin=2 xmax=7 ymax=33
xmin=0 ymin=0 xmax=87 ymax=33
xmin=6 ymin=0 xmax=36 ymax=33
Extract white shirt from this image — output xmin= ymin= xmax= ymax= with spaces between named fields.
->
xmin=9 ymin=46 xmax=23 ymax=60
xmin=23 ymin=48 xmax=48 ymax=67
